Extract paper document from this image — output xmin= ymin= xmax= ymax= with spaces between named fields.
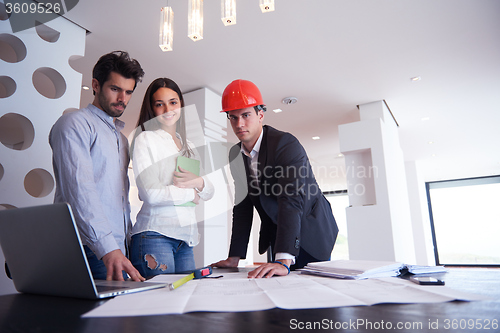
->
xmin=300 ymin=260 xmax=448 ymax=279
xmin=405 ymin=264 xmax=448 ymax=275
xmin=82 ymin=271 xmax=486 ymax=318
xmin=175 ymin=156 xmax=200 ymax=207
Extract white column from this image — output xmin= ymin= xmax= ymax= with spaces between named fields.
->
xmin=184 ymin=88 xmax=231 ymax=267
xmin=405 ymin=160 xmax=436 ymax=265
xmin=338 ymin=101 xmax=416 ymax=264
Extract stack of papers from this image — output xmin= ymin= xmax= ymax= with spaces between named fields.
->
xmin=300 ymin=260 xmax=447 ymax=279
xmin=405 ymin=264 xmax=448 ymax=275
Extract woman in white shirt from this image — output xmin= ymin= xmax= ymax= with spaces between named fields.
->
xmin=129 ymin=78 xmax=214 ymax=277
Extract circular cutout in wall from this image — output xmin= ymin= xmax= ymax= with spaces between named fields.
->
xmin=0 ymin=113 xmax=35 ymax=150
xmin=0 ymin=34 xmax=27 ymax=63
xmin=0 ymin=2 xmax=10 ymax=21
xmin=32 ymin=67 xmax=66 ymax=99
xmin=68 ymin=55 xmax=84 ymax=74
xmin=35 ymin=21 xmax=60 ymax=43
xmin=0 ymin=163 xmax=3 ymax=182
xmin=0 ymin=76 xmax=16 ymax=98
xmin=0 ymin=204 xmax=17 ymax=210
xmin=24 ymin=168 xmax=54 ymax=198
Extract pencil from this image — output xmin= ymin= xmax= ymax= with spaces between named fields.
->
xmin=169 ymin=273 xmax=195 ymax=290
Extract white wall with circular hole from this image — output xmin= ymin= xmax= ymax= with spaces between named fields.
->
xmin=0 ymin=204 xmax=17 ymax=210
xmin=0 ymin=33 xmax=27 ymax=63
xmin=0 ymin=75 xmax=16 ymax=98
xmin=0 ymin=2 xmax=9 ymax=21
xmin=32 ymin=66 xmax=67 ymax=99
xmin=0 ymin=113 xmax=35 ymax=150
xmin=0 ymin=15 xmax=86 ymax=209
xmin=35 ymin=22 xmax=61 ymax=43
xmin=24 ymin=168 xmax=55 ymax=198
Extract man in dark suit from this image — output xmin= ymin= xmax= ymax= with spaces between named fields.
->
xmin=212 ymin=79 xmax=339 ymax=278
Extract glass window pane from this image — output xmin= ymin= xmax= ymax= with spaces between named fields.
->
xmin=325 ymin=194 xmax=349 ymax=260
xmin=428 ymin=177 xmax=500 ymax=265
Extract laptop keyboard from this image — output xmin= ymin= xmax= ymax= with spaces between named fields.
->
xmin=96 ymin=285 xmax=130 ymax=292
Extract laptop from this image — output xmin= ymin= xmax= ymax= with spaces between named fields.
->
xmin=0 ymin=203 xmax=166 ymax=299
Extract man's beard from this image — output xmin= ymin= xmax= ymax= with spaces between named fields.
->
xmin=99 ymin=94 xmax=126 ymax=118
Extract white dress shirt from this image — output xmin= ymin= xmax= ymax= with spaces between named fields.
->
xmin=240 ymin=128 xmax=295 ymax=264
xmin=131 ymin=129 xmax=214 ymax=246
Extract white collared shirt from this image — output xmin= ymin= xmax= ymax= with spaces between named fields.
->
xmin=240 ymin=128 xmax=295 ymax=264
xmin=240 ymin=128 xmax=263 ymax=181
xmin=131 ymin=129 xmax=214 ymax=246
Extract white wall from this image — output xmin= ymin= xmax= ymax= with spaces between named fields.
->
xmin=183 ymin=88 xmax=231 ymax=267
xmin=405 ymin=160 xmax=436 ymax=265
xmin=339 ymin=101 xmax=417 ymax=264
xmin=0 ymin=16 xmax=86 ymax=294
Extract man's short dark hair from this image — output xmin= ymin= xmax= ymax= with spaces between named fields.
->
xmin=226 ymin=105 xmax=267 ymax=119
xmin=92 ymin=51 xmax=145 ymax=94
xmin=254 ymin=105 xmax=266 ymax=113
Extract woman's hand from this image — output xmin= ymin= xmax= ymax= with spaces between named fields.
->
xmin=173 ymin=166 xmax=204 ymax=191
xmin=192 ymin=191 xmax=200 ymax=205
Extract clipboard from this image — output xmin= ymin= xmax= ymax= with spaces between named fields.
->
xmin=175 ymin=156 xmax=200 ymax=207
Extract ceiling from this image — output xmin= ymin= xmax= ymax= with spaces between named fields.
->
xmin=64 ymin=0 xmax=500 ymax=190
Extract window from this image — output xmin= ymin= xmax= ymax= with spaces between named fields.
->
xmin=426 ymin=175 xmax=500 ymax=266
xmin=325 ymin=191 xmax=349 ymax=260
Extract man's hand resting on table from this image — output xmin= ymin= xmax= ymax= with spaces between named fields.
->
xmin=247 ymin=259 xmax=291 ymax=278
xmin=210 ymin=256 xmax=240 ymax=268
xmin=102 ymin=249 xmax=145 ymax=282
xmin=211 ymin=257 xmax=291 ymax=278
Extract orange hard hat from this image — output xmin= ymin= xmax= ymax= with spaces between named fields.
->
xmin=221 ymin=79 xmax=265 ymax=112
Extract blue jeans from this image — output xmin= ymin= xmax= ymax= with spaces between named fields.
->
xmin=130 ymin=231 xmax=195 ymax=278
xmin=84 ymin=246 xmax=128 ymax=280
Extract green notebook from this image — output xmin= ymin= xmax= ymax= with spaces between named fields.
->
xmin=175 ymin=156 xmax=200 ymax=207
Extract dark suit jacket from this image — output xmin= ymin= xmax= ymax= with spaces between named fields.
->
xmin=228 ymin=125 xmax=339 ymax=261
